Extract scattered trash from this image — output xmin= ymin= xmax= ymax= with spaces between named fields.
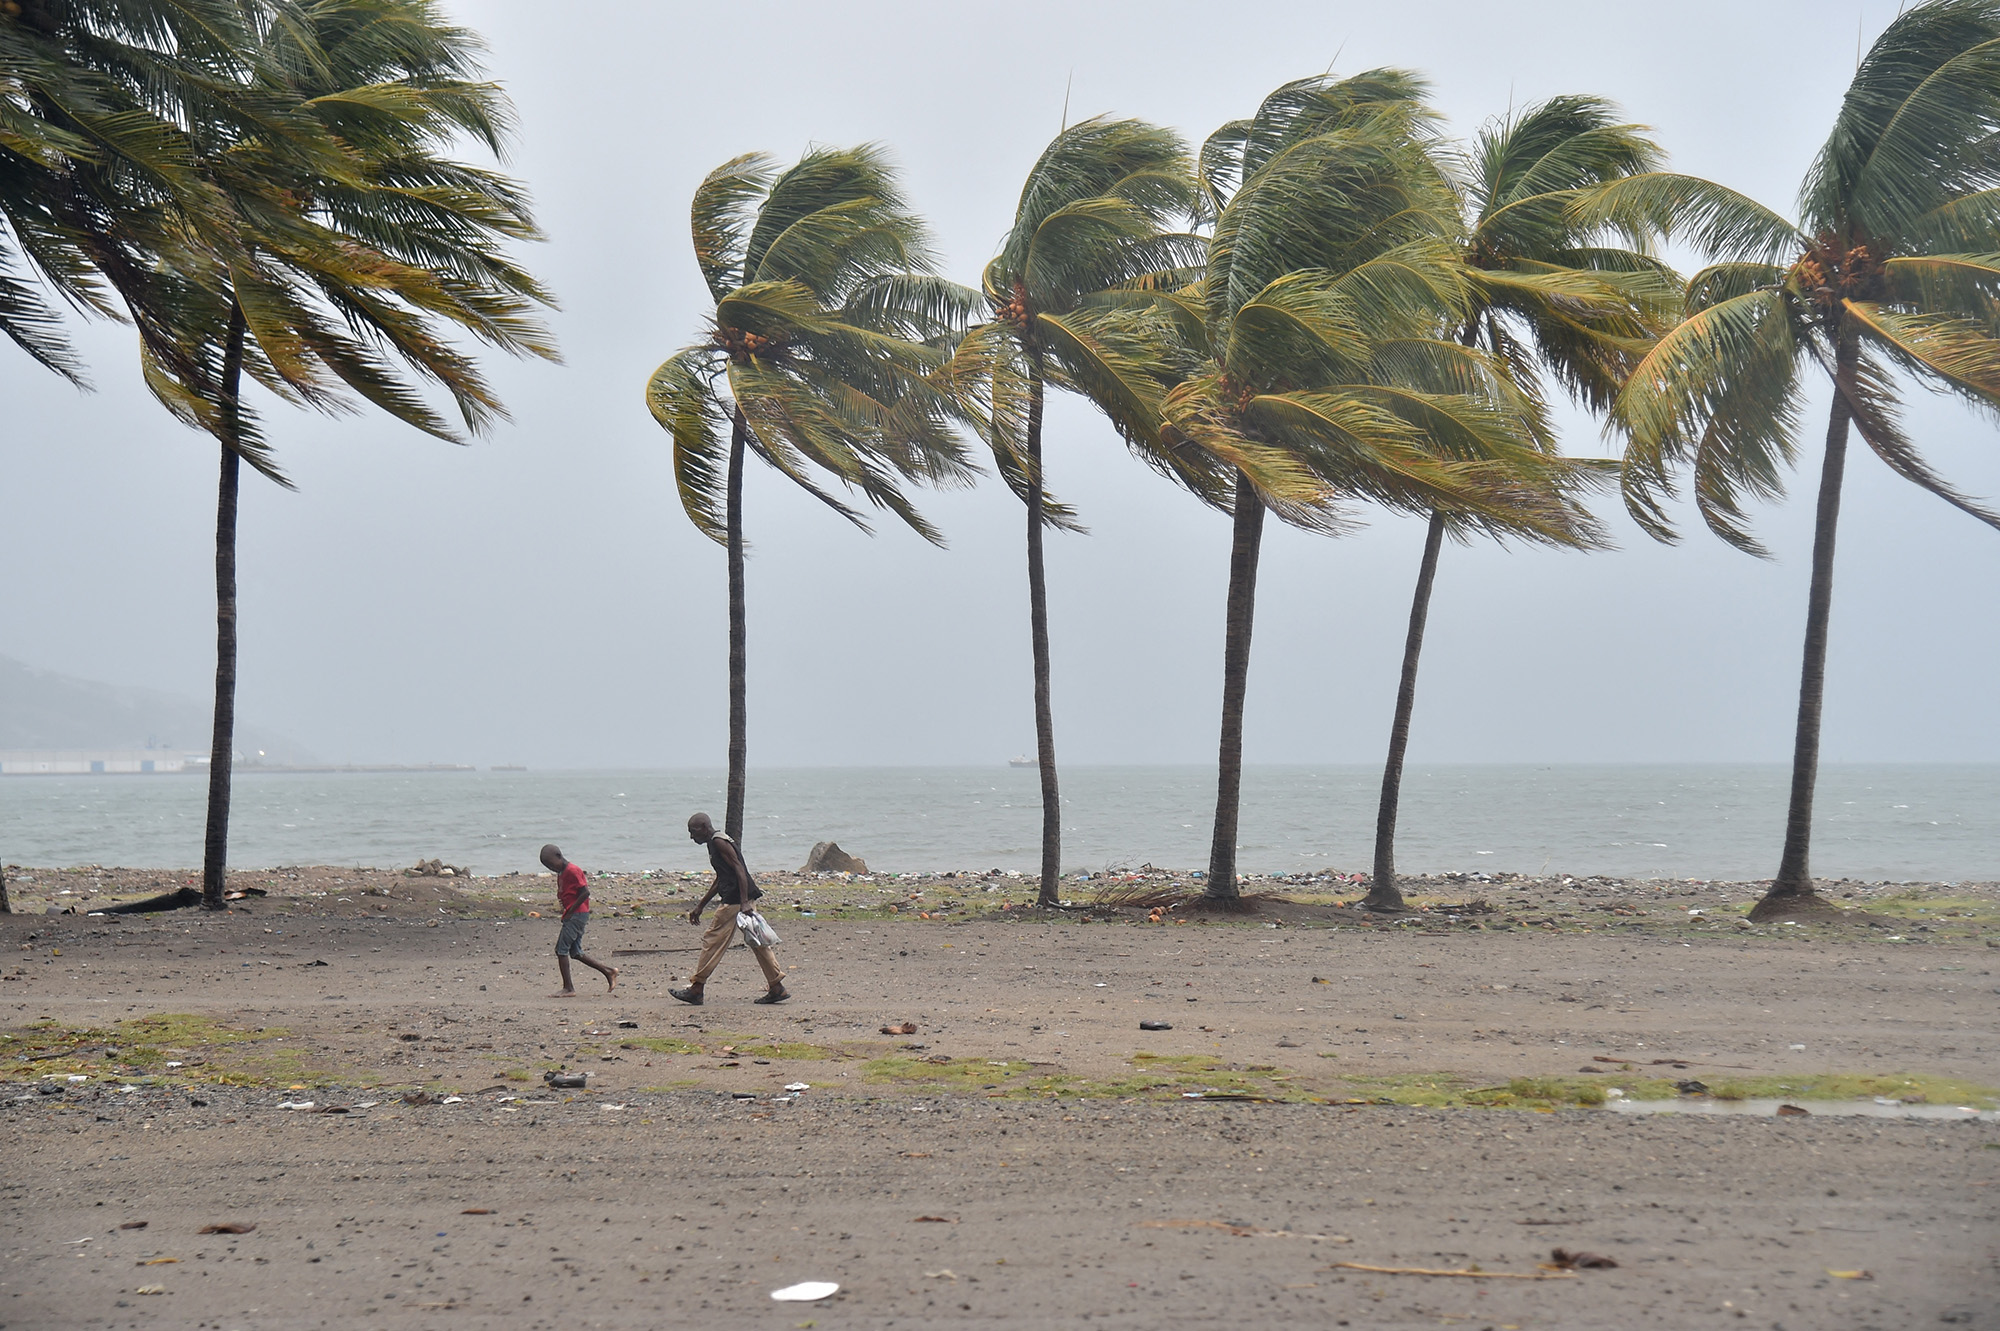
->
xmin=913 ymin=1216 xmax=956 ymax=1224
xmin=784 ymin=1082 xmax=811 ymax=1092
xmin=1827 ymin=1269 xmax=1873 ymax=1280
xmin=617 ymin=1020 xmax=639 ymax=1029
xmin=138 ymin=1257 xmax=177 ymax=1265
xmin=545 ymin=1072 xmax=587 ymax=1090
xmin=770 ymin=1281 xmax=840 ymax=1302
xmin=119 ymin=1221 xmax=148 ymax=1231
xmin=314 ymin=1105 xmax=350 ymax=1115
xmin=1788 ymin=1043 xmax=1807 ymax=1051
xmin=1547 ymin=1248 xmax=1618 ymax=1270
xmin=403 ymin=1091 xmax=434 ymax=1105
xmin=881 ymin=1022 xmax=918 ymax=1035
xmin=924 ymin=1268 xmax=958 ymax=1279
xmin=1776 ymin=1103 xmax=1811 ymax=1116
xmin=276 ymin=1101 xmax=316 ymax=1111
xmin=37 ymin=1082 xmax=63 ymax=1096
xmin=461 ymin=1208 xmax=494 ymax=1215
xmin=197 ymin=1223 xmax=255 ymax=1235
xmin=134 ymin=1285 xmax=167 ymax=1296
xmin=1674 ymin=1079 xmax=1709 ymax=1095
xmin=731 ymin=1092 xmax=759 ymax=1099
xmin=305 ymin=959 xmax=328 ymax=967
xmin=1139 ymin=1020 xmax=1173 ymax=1031
xmin=440 ymin=1096 xmax=465 ymax=1105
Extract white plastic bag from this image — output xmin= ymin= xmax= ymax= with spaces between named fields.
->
xmin=735 ymin=908 xmax=781 ymax=948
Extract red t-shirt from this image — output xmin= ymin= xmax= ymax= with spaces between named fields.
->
xmin=557 ymin=863 xmax=589 ymax=916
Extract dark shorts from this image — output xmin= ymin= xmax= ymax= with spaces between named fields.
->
xmin=555 ymin=913 xmax=587 ymax=957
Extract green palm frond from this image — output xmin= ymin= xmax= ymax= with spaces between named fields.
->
xmin=1806 ymin=2 xmax=2000 ymax=240
xmin=1613 ymin=288 xmax=1804 ymax=552
xmin=1844 ymin=299 xmax=2000 ymax=404
xmin=1568 ymin=172 xmax=1802 ymax=262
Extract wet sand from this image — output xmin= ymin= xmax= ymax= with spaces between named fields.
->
xmin=1 ymin=866 xmax=1995 ymax=1328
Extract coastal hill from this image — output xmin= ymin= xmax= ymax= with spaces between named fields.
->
xmin=0 ymin=655 xmax=314 ymax=763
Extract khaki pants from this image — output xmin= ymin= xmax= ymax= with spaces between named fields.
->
xmin=691 ymin=903 xmax=783 ymax=989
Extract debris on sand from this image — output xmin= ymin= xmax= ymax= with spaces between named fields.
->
xmin=1547 ymin=1248 xmax=1618 ymax=1270
xmin=882 ymin=1022 xmax=918 ymax=1035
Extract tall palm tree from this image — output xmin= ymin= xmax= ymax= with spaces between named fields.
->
xmin=1172 ymin=73 xmax=1602 ymax=902
xmin=956 ymin=116 xmax=1202 ymax=907
xmin=58 ymin=0 xmax=557 ymax=908
xmin=1603 ymin=0 xmax=2000 ymax=921
xmin=1362 ymin=95 xmax=1674 ymax=912
xmin=647 ymin=146 xmax=977 ymax=842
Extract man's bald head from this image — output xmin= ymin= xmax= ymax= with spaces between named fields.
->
xmin=539 ymin=844 xmax=565 ymax=872
xmin=687 ymin=812 xmax=714 ymax=843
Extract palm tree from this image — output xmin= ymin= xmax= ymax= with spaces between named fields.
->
xmin=1603 ymin=0 xmax=2000 ymax=921
xmin=647 ymin=146 xmax=977 ymax=842
xmin=1173 ymin=73 xmax=1601 ymax=902
xmin=955 ymin=116 xmax=1202 ymax=907
xmin=1362 ymin=96 xmax=1674 ymax=912
xmin=56 ymin=0 xmax=557 ymax=908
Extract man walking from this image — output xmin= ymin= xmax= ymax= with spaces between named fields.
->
xmin=671 ymin=811 xmax=788 ymax=1005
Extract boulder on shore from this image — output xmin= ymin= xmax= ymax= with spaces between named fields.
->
xmin=801 ymin=841 xmax=867 ymax=874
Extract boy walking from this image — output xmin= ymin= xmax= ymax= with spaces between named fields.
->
xmin=542 ymin=843 xmax=617 ymax=997
xmin=671 ymin=812 xmax=788 ymax=1005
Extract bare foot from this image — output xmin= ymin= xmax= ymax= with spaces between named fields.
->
xmin=604 ymin=967 xmax=619 ymax=993
xmin=551 ymin=989 xmax=577 ymax=998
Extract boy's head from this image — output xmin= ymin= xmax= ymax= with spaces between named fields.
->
xmin=539 ymin=844 xmax=566 ymax=872
xmin=687 ymin=812 xmax=715 ymax=844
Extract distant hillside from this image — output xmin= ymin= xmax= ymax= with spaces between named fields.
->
xmin=0 ymin=656 xmax=316 ymax=762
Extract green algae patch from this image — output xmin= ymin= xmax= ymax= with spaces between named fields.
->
xmin=861 ymin=1051 xmax=1319 ymax=1102
xmin=1698 ymin=1072 xmax=1996 ymax=1109
xmin=615 ymin=1036 xmax=704 ymax=1056
xmin=2 ymin=1014 xmax=297 ymax=1083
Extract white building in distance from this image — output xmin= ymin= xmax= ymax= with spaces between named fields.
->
xmin=0 ymin=749 xmax=196 ymax=775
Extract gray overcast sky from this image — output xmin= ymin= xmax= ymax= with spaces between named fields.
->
xmin=4 ymin=0 xmax=1997 ymax=769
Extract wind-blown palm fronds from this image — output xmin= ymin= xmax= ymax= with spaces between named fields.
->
xmin=1604 ymin=0 xmax=2000 ymax=917
xmin=1365 ymin=95 xmax=1675 ymax=913
xmin=646 ymin=145 xmax=976 ymax=842
xmin=943 ymin=116 xmax=1202 ymax=907
xmin=23 ymin=0 xmax=557 ymax=908
xmin=1171 ymin=72 xmax=1605 ymax=901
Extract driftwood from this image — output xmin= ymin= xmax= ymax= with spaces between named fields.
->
xmin=1325 ymin=1261 xmax=1576 ymax=1281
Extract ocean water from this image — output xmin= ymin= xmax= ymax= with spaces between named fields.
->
xmin=2 ymin=764 xmax=1994 ymax=882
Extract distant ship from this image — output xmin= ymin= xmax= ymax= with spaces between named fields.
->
xmin=1008 ymin=755 xmax=1036 ymax=768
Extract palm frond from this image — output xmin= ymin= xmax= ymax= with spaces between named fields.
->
xmin=646 ymin=346 xmax=732 ymax=543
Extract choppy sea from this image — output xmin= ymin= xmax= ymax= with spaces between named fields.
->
xmin=2 ymin=764 xmax=1994 ymax=882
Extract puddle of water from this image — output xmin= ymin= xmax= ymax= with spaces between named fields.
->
xmin=1606 ymin=1096 xmax=1998 ymax=1121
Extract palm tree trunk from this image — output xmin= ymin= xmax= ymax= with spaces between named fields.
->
xmin=1755 ymin=333 xmax=1857 ymax=921
xmin=1206 ymin=471 xmax=1266 ymax=903
xmin=1366 ymin=509 xmax=1447 ymax=911
xmin=201 ymin=302 xmax=248 ymax=911
xmin=725 ymin=407 xmax=749 ymax=845
xmin=1024 ymin=358 xmax=1063 ymax=908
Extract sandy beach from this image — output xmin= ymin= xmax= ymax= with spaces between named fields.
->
xmin=1 ymin=865 xmax=1995 ymax=1328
